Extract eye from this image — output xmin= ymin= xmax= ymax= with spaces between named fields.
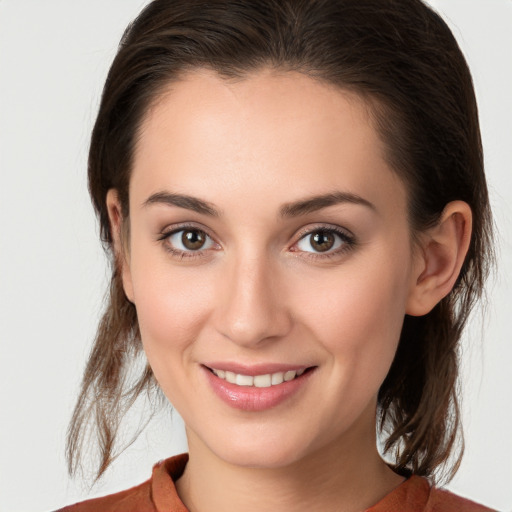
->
xmin=165 ymin=228 xmax=216 ymax=252
xmin=295 ymin=227 xmax=354 ymax=255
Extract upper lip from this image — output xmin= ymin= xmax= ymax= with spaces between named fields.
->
xmin=202 ymin=362 xmax=313 ymax=376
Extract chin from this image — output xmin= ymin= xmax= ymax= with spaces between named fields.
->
xmin=219 ymin=445 xmax=305 ymax=469
xmin=203 ymin=426 xmax=315 ymax=469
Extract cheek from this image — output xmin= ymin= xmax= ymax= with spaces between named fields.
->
xmin=128 ymin=250 xmax=213 ymax=365
xmin=293 ymin=252 xmax=410 ymax=380
xmin=129 ymin=262 xmax=218 ymax=413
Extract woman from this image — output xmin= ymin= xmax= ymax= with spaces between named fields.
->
xmin=59 ymin=0 xmax=495 ymax=510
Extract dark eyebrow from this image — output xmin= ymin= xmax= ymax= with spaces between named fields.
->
xmin=279 ymin=192 xmax=376 ymax=218
xmin=142 ymin=192 xmax=220 ymax=216
xmin=142 ymin=190 xmax=374 ymax=218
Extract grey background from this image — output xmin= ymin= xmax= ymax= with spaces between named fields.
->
xmin=1 ymin=1 xmax=511 ymax=510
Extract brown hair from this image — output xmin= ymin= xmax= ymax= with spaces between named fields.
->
xmin=67 ymin=0 xmax=494 ymax=482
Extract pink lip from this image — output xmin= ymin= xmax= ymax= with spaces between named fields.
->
xmin=201 ymin=364 xmax=315 ymax=412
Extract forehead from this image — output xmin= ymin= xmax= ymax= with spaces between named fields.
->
xmin=138 ymin=68 xmax=376 ymax=158
xmin=131 ymin=68 xmax=406 ymax=219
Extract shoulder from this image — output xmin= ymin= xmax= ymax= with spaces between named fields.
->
xmin=426 ymin=485 xmax=496 ymax=512
xmin=55 ymin=454 xmax=189 ymax=512
xmin=369 ymin=476 xmax=495 ymax=512
xmin=55 ymin=479 xmax=153 ymax=512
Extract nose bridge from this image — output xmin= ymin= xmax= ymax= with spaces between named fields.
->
xmin=215 ymin=247 xmax=291 ymax=347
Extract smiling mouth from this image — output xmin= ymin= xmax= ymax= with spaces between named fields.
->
xmin=207 ymin=367 xmax=312 ymax=388
xmin=203 ymin=364 xmax=316 ymax=411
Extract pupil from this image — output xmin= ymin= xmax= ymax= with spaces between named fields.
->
xmin=182 ymin=230 xmax=205 ymax=250
xmin=311 ymin=231 xmax=334 ymax=252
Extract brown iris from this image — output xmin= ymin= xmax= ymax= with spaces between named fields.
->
xmin=181 ymin=229 xmax=207 ymax=250
xmin=310 ymin=231 xmax=335 ymax=252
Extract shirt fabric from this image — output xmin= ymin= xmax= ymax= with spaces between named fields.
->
xmin=57 ymin=453 xmax=494 ymax=511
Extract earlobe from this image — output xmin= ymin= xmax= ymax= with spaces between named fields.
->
xmin=106 ymin=189 xmax=134 ymax=303
xmin=406 ymin=201 xmax=472 ymax=316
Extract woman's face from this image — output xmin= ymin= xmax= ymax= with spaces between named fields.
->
xmin=119 ymin=69 xmax=422 ymax=468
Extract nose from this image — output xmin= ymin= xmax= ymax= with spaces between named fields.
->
xmin=212 ymin=252 xmax=293 ymax=348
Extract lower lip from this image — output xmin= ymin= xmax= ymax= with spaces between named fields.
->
xmin=202 ymin=366 xmax=314 ymax=412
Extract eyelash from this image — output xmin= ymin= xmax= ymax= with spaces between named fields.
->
xmin=157 ymin=223 xmax=357 ymax=261
xmin=292 ymin=225 xmax=356 ymax=260
xmin=157 ymin=223 xmax=218 ymax=260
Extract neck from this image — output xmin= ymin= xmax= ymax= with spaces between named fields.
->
xmin=175 ymin=408 xmax=404 ymax=512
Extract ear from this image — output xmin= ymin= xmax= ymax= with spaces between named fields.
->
xmin=406 ymin=201 xmax=472 ymax=316
xmin=106 ymin=189 xmax=134 ymax=303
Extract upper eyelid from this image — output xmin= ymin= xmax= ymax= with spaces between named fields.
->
xmin=159 ymin=228 xmax=357 ymax=258
xmin=159 ymin=226 xmax=218 ymax=258
xmin=290 ymin=226 xmax=357 ymax=261
xmin=160 ymin=222 xmax=354 ymax=237
xmin=294 ymin=223 xmax=355 ymax=241
xmin=160 ymin=222 xmax=216 ymax=239
xmin=158 ymin=224 xmax=219 ymax=253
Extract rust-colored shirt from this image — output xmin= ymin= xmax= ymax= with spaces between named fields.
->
xmin=57 ymin=454 xmax=494 ymax=511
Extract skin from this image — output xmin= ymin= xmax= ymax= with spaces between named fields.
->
xmin=107 ymin=68 xmax=472 ymax=512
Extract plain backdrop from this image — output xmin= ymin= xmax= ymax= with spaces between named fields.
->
xmin=0 ymin=1 xmax=511 ymax=511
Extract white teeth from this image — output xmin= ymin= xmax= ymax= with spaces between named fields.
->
xmin=271 ymin=372 xmax=284 ymax=385
xmin=284 ymin=370 xmax=296 ymax=382
xmin=253 ymin=374 xmax=272 ymax=388
xmin=211 ymin=368 xmax=307 ymax=387
xmin=236 ymin=374 xmax=254 ymax=386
